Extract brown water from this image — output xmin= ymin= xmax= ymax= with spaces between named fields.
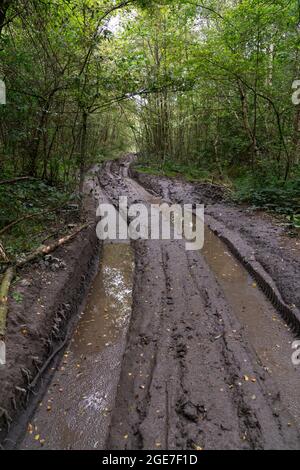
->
xmin=202 ymin=225 xmax=300 ymax=424
xmin=21 ymin=243 xmax=134 ymax=450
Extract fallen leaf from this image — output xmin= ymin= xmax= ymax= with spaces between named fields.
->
xmin=193 ymin=444 xmax=203 ymax=451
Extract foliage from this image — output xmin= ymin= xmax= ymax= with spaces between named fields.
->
xmin=0 ymin=0 xmax=299 ymax=242
xmin=0 ymin=180 xmax=72 ymax=257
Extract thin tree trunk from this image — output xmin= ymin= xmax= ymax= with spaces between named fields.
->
xmin=79 ymin=110 xmax=88 ymax=196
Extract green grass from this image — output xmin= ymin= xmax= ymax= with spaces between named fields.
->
xmin=232 ymin=173 xmax=300 ymax=229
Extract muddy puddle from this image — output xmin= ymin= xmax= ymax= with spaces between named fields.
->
xmin=202 ymin=225 xmax=300 ymax=424
xmin=20 ymin=243 xmax=134 ymax=450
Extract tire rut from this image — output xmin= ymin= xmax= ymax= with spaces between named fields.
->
xmin=99 ymin=156 xmax=300 ymax=450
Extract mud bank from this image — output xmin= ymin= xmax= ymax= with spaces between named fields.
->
xmin=0 ymin=171 xmax=101 ymax=448
xmin=3 ymin=156 xmax=300 ymax=450
xmin=132 ymin=170 xmax=300 ymax=333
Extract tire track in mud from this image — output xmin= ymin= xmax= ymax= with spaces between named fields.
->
xmin=132 ymin=169 xmax=300 ymax=334
xmin=14 ymin=156 xmax=300 ymax=450
xmin=99 ymin=156 xmax=300 ymax=450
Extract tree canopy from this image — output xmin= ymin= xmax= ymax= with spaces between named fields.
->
xmin=0 ymin=0 xmax=299 ymax=191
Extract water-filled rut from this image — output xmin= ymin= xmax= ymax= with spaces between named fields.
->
xmin=15 ymin=156 xmax=300 ymax=450
xmin=202 ymin=226 xmax=300 ymax=424
xmin=20 ymin=243 xmax=134 ymax=450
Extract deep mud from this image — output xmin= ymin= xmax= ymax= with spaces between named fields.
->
xmin=133 ymin=170 xmax=300 ymax=318
xmin=0 ymin=169 xmax=101 ymax=448
xmin=100 ymin=158 xmax=300 ymax=450
xmin=1 ymin=156 xmax=300 ymax=450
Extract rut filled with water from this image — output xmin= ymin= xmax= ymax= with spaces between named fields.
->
xmin=202 ymin=225 xmax=300 ymax=423
xmin=20 ymin=243 xmax=134 ymax=450
xmin=16 ymin=159 xmax=300 ymax=450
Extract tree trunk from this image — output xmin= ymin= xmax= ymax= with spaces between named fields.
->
xmin=0 ymin=0 xmax=10 ymax=35
xmin=79 ymin=110 xmax=88 ymax=196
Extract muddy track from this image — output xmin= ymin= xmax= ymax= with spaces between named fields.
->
xmin=3 ymin=156 xmax=300 ymax=450
xmin=132 ymin=170 xmax=300 ymax=333
xmin=0 ymin=169 xmax=102 ymax=449
xmin=97 ymin=156 xmax=300 ymax=450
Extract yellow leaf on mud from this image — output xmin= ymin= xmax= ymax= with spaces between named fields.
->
xmin=193 ymin=444 xmax=203 ymax=451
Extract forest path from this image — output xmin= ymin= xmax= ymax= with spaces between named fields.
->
xmin=18 ymin=156 xmax=300 ymax=450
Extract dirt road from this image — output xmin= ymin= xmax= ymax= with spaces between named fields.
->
xmin=101 ymin=157 xmax=300 ymax=450
xmin=2 ymin=156 xmax=300 ymax=450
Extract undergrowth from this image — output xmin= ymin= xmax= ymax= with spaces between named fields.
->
xmin=134 ymin=160 xmax=300 ymax=230
xmin=0 ymin=180 xmax=75 ymax=259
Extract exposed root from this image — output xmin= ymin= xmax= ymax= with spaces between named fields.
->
xmin=29 ymin=337 xmax=68 ymax=391
xmin=0 ymin=407 xmax=12 ymax=430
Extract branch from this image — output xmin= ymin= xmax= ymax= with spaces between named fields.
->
xmin=16 ymin=222 xmax=93 ymax=268
xmin=0 ymin=266 xmax=15 ymax=365
xmin=79 ymin=0 xmax=136 ymax=77
xmin=0 ymin=241 xmax=9 ymax=262
xmin=0 ymin=176 xmax=36 ymax=186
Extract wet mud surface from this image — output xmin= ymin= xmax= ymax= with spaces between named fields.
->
xmin=202 ymin=226 xmax=300 ymax=424
xmin=2 ymin=155 xmax=300 ymax=450
xmin=133 ymin=170 xmax=300 ymax=314
xmin=101 ymin=157 xmax=300 ymax=450
xmin=21 ymin=243 xmax=134 ymax=450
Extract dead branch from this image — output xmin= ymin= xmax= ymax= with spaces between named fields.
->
xmin=16 ymin=222 xmax=92 ymax=268
xmin=0 ymin=266 xmax=15 ymax=339
xmin=0 ymin=223 xmax=92 ymax=365
xmin=0 ymin=176 xmax=36 ymax=186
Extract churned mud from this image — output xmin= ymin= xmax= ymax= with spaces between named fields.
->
xmin=1 ymin=155 xmax=300 ymax=450
xmin=133 ymin=170 xmax=300 ymax=316
xmin=102 ymin=157 xmax=300 ymax=450
xmin=202 ymin=226 xmax=300 ymax=424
